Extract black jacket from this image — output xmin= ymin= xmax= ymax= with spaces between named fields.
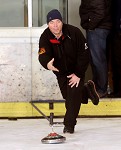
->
xmin=79 ymin=0 xmax=112 ymax=30
xmin=38 ymin=24 xmax=89 ymax=79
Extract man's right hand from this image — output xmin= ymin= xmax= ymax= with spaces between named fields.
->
xmin=47 ymin=58 xmax=59 ymax=72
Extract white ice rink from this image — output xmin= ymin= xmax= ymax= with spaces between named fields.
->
xmin=0 ymin=117 xmax=121 ymax=150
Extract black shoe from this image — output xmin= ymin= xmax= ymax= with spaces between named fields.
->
xmin=85 ymin=80 xmax=99 ymax=105
xmin=63 ymin=126 xmax=74 ymax=134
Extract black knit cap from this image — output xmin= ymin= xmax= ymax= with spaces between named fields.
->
xmin=47 ymin=9 xmax=62 ymax=24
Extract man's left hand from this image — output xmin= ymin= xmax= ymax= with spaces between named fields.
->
xmin=67 ymin=73 xmax=80 ymax=88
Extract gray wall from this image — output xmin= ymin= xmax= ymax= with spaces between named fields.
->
xmin=0 ymin=27 xmax=63 ymax=102
xmin=68 ymin=0 xmax=85 ymax=36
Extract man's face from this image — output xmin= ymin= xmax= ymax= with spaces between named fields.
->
xmin=48 ymin=19 xmax=63 ymax=37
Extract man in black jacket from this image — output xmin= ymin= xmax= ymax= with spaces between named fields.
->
xmin=79 ymin=0 xmax=112 ymax=98
xmin=38 ymin=9 xmax=99 ymax=134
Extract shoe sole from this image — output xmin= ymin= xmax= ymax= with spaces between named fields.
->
xmin=63 ymin=131 xmax=74 ymax=134
xmin=88 ymin=80 xmax=100 ymax=105
xmin=63 ymin=127 xmax=74 ymax=134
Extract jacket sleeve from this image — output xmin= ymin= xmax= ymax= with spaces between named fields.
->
xmin=79 ymin=0 xmax=106 ymax=30
xmin=88 ymin=0 xmax=106 ymax=30
xmin=38 ymin=31 xmax=53 ymax=70
xmin=74 ymin=28 xmax=89 ymax=79
xmin=79 ymin=1 xmax=90 ymax=29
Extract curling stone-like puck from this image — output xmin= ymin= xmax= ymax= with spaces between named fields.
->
xmin=41 ymin=132 xmax=66 ymax=144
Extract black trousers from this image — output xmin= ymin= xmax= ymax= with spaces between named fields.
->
xmin=111 ymin=32 xmax=121 ymax=96
xmin=56 ymin=75 xmax=88 ymax=127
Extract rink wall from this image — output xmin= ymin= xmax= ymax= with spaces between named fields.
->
xmin=1 ymin=100 xmax=121 ymax=118
xmin=0 ymin=25 xmax=62 ymax=103
xmin=0 ymin=27 xmax=121 ymax=118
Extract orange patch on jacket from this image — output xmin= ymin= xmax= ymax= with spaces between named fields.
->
xmin=38 ymin=48 xmax=46 ymax=55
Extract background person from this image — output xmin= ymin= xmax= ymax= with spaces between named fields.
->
xmin=79 ymin=0 xmax=112 ymax=98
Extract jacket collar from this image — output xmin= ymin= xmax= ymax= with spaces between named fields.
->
xmin=49 ymin=24 xmax=71 ymax=44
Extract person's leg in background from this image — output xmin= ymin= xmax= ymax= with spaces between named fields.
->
xmin=87 ymin=28 xmax=110 ymax=98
